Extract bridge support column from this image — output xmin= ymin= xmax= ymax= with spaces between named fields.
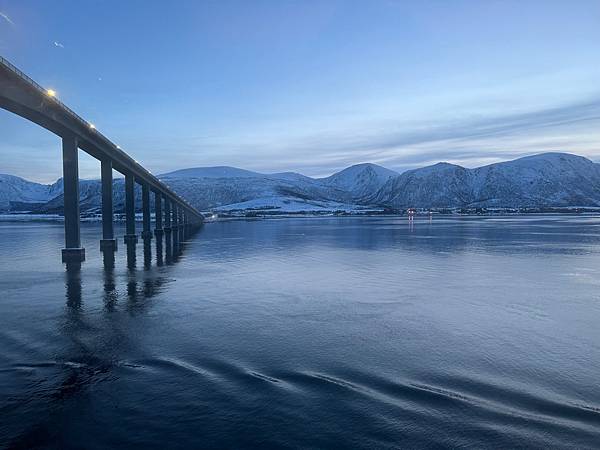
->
xmin=100 ymin=159 xmax=117 ymax=252
xmin=154 ymin=191 xmax=164 ymax=239
xmin=124 ymin=173 xmax=138 ymax=244
xmin=61 ymin=135 xmax=85 ymax=263
xmin=163 ymin=198 xmax=171 ymax=235
xmin=141 ymin=184 xmax=152 ymax=240
xmin=182 ymin=211 xmax=187 ymax=239
xmin=172 ymin=204 xmax=179 ymax=249
xmin=164 ymin=197 xmax=172 ymax=261
xmin=177 ymin=206 xmax=185 ymax=243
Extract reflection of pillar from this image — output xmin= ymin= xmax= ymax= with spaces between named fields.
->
xmin=165 ymin=233 xmax=173 ymax=264
xmin=124 ymin=173 xmax=137 ymax=244
xmin=141 ymin=184 xmax=152 ymax=240
xmin=154 ymin=191 xmax=163 ymax=239
xmin=126 ymin=240 xmax=136 ymax=270
xmin=100 ymin=159 xmax=117 ymax=252
xmin=143 ymin=238 xmax=152 ymax=270
xmin=102 ymin=251 xmax=117 ymax=311
xmin=65 ymin=261 xmax=82 ymax=308
xmin=127 ymin=274 xmax=137 ymax=302
xmin=61 ymin=135 xmax=85 ymax=262
xmin=155 ymin=233 xmax=163 ymax=266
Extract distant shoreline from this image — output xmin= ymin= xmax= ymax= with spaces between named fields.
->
xmin=2 ymin=207 xmax=600 ymax=223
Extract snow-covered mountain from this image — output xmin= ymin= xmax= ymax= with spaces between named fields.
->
xmin=159 ymin=167 xmax=351 ymax=211
xmin=36 ymin=179 xmax=123 ymax=214
xmin=319 ymin=163 xmax=398 ymax=201
xmin=160 ymin=166 xmax=262 ymax=179
xmin=0 ymin=174 xmax=58 ymax=211
xmin=4 ymin=152 xmax=600 ymax=213
xmin=371 ymin=153 xmax=600 ymax=208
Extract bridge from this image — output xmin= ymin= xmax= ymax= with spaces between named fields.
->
xmin=0 ymin=56 xmax=203 ymax=263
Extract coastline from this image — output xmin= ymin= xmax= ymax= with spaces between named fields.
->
xmin=3 ymin=206 xmax=600 ymax=223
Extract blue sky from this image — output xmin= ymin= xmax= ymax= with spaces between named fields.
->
xmin=1 ymin=0 xmax=599 ymax=183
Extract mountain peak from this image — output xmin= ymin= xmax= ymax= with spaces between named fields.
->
xmin=520 ymin=151 xmax=586 ymax=159
xmin=320 ymin=163 xmax=398 ymax=200
xmin=159 ymin=166 xmax=262 ymax=179
xmin=323 ymin=163 xmax=398 ymax=180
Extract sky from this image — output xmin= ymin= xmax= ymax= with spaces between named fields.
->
xmin=0 ymin=0 xmax=600 ymax=183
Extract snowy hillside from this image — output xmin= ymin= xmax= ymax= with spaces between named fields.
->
xmin=372 ymin=153 xmax=600 ymax=208
xmin=469 ymin=153 xmax=600 ymax=207
xmin=215 ymin=197 xmax=361 ymax=213
xmin=0 ymin=174 xmax=56 ymax=211
xmin=4 ymin=153 xmax=600 ymax=214
xmin=320 ymin=163 xmax=398 ymax=200
xmin=159 ymin=168 xmax=351 ymax=211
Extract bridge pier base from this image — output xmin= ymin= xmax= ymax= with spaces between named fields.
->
xmin=61 ymin=135 xmax=85 ymax=263
xmin=62 ymin=248 xmax=86 ymax=263
xmin=100 ymin=239 xmax=117 ymax=252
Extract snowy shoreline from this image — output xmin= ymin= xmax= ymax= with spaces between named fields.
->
xmin=3 ymin=206 xmax=600 ymax=223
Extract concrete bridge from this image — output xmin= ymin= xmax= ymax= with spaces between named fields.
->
xmin=0 ymin=56 xmax=203 ymax=263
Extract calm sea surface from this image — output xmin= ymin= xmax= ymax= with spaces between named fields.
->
xmin=1 ymin=215 xmax=600 ymax=449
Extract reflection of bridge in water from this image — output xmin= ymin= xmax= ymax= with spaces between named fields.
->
xmin=65 ymin=223 xmax=201 ymax=309
xmin=0 ymin=56 xmax=203 ymax=264
xmin=25 ymin=225 xmax=203 ymax=442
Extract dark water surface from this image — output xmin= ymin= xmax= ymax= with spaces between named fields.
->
xmin=1 ymin=216 xmax=600 ymax=449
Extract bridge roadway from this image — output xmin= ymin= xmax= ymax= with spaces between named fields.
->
xmin=0 ymin=56 xmax=203 ymax=262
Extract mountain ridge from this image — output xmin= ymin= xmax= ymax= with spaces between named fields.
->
xmin=2 ymin=152 xmax=600 ymax=213
xmin=371 ymin=152 xmax=600 ymax=208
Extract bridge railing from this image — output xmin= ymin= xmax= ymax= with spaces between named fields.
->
xmin=0 ymin=55 xmax=102 ymax=137
xmin=0 ymin=55 xmax=197 ymax=213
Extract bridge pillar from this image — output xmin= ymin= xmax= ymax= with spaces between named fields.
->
xmin=124 ymin=173 xmax=138 ymax=244
xmin=181 ymin=208 xmax=186 ymax=239
xmin=141 ymin=184 xmax=152 ymax=240
xmin=184 ymin=211 xmax=190 ymax=239
xmin=172 ymin=203 xmax=179 ymax=249
xmin=177 ymin=206 xmax=184 ymax=243
xmin=61 ymin=135 xmax=85 ymax=263
xmin=100 ymin=159 xmax=117 ymax=252
xmin=154 ymin=191 xmax=164 ymax=239
xmin=164 ymin=196 xmax=172 ymax=240
xmin=163 ymin=198 xmax=171 ymax=232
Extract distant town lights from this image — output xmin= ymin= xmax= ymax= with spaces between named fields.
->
xmin=46 ymin=89 xmax=57 ymax=97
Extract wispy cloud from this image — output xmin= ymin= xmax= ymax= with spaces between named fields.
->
xmin=54 ymin=41 xmax=65 ymax=48
xmin=0 ymin=11 xmax=14 ymax=26
xmin=172 ymin=97 xmax=600 ymax=176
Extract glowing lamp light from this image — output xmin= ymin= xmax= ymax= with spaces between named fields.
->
xmin=46 ymin=89 xmax=57 ymax=97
